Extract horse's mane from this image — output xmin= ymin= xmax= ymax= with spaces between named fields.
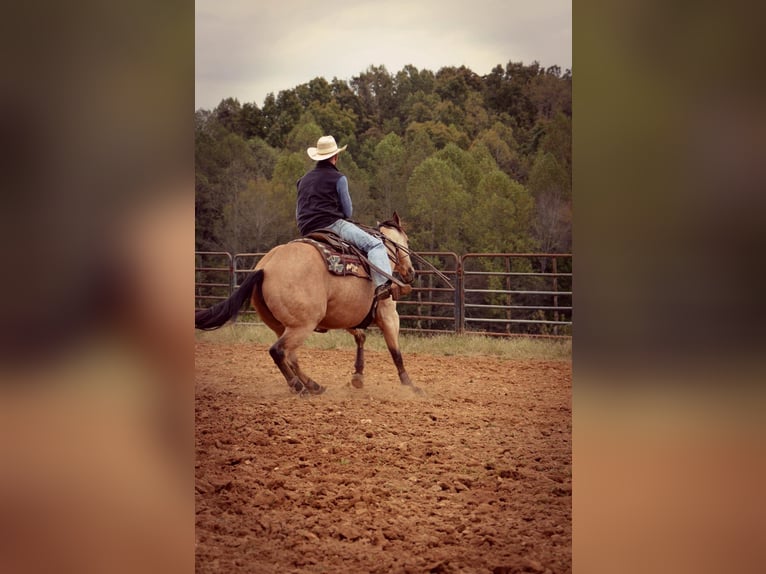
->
xmin=378 ymin=218 xmax=406 ymax=233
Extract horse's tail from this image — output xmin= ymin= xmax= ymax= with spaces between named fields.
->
xmin=195 ymin=270 xmax=264 ymax=330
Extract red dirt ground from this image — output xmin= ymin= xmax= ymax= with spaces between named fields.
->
xmin=195 ymin=341 xmax=571 ymax=573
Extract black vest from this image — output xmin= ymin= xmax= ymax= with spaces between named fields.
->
xmin=296 ymin=162 xmax=345 ymax=235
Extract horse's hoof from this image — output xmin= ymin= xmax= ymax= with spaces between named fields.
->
xmin=403 ymin=383 xmax=424 ymax=396
xmin=288 ymin=378 xmax=305 ymax=394
xmin=305 ymin=380 xmax=326 ymax=395
xmin=351 ymin=373 xmax=364 ymax=389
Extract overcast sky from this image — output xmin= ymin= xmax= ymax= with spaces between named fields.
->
xmin=195 ymin=0 xmax=571 ymax=111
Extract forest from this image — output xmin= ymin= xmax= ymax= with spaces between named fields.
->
xmin=195 ymin=60 xmax=571 ymax=257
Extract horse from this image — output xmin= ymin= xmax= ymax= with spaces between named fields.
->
xmin=195 ymin=212 xmax=419 ymax=396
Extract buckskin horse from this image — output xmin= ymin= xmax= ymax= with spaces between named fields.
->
xmin=195 ymin=213 xmax=419 ymax=395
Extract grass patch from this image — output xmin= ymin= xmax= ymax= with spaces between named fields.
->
xmin=196 ymin=323 xmax=570 ymax=362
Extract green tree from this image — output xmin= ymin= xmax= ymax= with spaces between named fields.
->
xmin=406 ymin=121 xmax=469 ymax=150
xmin=434 ymin=143 xmax=483 ymax=192
xmin=264 ymin=89 xmax=303 ymax=148
xmin=213 ymin=97 xmax=243 ymax=136
xmin=538 ymin=111 xmax=572 ymax=182
xmin=195 ymin=113 xmax=261 ymax=250
xmin=350 ymin=65 xmax=396 ymax=130
xmin=271 ymin=151 xmax=311 ymax=234
xmin=474 ymin=123 xmax=523 ymax=180
xmin=402 ymin=91 xmax=440 ymax=123
xmin=469 ymin=170 xmax=535 ymax=253
xmin=195 ymin=59 xmax=571 ymax=256
xmin=336 ymin=151 xmax=374 ymax=224
xmin=463 ymin=91 xmax=491 ymax=139
xmin=370 ymin=132 xmax=407 ymax=218
xmin=285 ymin=115 xmax=323 ymax=154
xmin=308 ymin=100 xmax=358 ymax=141
xmin=434 ymin=65 xmax=483 ymax=105
xmin=402 ymin=124 xmax=436 ymax=176
xmin=527 ymin=151 xmax=571 ymax=252
xmin=219 ymin=177 xmax=292 ymax=253
xmin=407 ymin=156 xmax=470 ymax=253
xmin=295 ymin=76 xmax=332 ymax=108
xmin=247 ymin=137 xmax=279 ymax=180
xmin=240 ymin=102 xmax=264 ymax=140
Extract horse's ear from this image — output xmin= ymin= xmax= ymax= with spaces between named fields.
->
xmin=393 ymin=211 xmax=400 ymax=225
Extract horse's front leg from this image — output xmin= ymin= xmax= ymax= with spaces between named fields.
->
xmin=374 ymin=301 xmax=421 ymax=394
xmin=347 ymin=329 xmax=366 ymax=388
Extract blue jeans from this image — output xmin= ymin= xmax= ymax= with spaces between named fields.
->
xmin=326 ymin=219 xmax=391 ymax=287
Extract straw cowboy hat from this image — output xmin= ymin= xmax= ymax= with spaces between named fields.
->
xmin=307 ymin=135 xmax=348 ymax=161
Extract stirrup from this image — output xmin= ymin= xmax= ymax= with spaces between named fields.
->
xmin=375 ymin=282 xmax=408 ymax=301
xmin=374 ymin=282 xmax=393 ymax=301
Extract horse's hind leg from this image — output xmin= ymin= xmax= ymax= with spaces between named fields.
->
xmin=286 ymin=352 xmax=325 ymax=395
xmin=268 ymin=336 xmax=300 ymax=392
xmin=347 ymin=329 xmax=366 ymax=388
xmin=269 ymin=326 xmax=324 ymax=395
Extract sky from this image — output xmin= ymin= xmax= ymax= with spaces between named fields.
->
xmin=195 ymin=0 xmax=572 ymax=111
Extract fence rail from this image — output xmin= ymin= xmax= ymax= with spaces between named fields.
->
xmin=195 ymin=251 xmax=572 ymax=338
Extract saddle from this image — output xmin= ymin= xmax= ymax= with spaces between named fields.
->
xmin=292 ymin=230 xmax=372 ymax=281
xmin=292 ymin=230 xmax=377 ymax=331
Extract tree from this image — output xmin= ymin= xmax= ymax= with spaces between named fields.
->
xmin=195 ymin=116 xmax=261 ymax=250
xmin=474 ymin=123 xmax=523 ymax=180
xmin=247 ymin=137 xmax=279 ymax=180
xmin=406 ymin=121 xmax=469 ymax=150
xmin=527 ymin=151 xmax=571 ymax=253
xmin=463 ymin=91 xmax=491 ymax=139
xmin=394 ymin=64 xmax=435 ymax=104
xmin=308 ymin=100 xmax=358 ymax=141
xmin=295 ymin=76 xmax=332 ymax=108
xmin=336 ymin=151 xmax=375 ymax=224
xmin=434 ymin=143 xmax=483 ymax=192
xmin=285 ymin=115 xmax=323 ymax=154
xmin=240 ymin=102 xmax=264 ymax=140
xmin=469 ymin=170 xmax=535 ymax=253
xmin=402 ymin=124 xmax=436 ymax=176
xmin=538 ymin=111 xmax=572 ymax=185
xmin=529 ymin=66 xmax=572 ymax=119
xmin=213 ymin=97 xmax=243 ymax=136
xmin=219 ymin=178 xmax=290 ymax=253
xmin=370 ymin=133 xmax=407 ymax=218
xmin=407 ymin=156 xmax=470 ymax=253
xmin=434 ymin=65 xmax=483 ymax=105
xmin=195 ymin=59 xmax=571 ymax=256
xmin=402 ymin=91 xmax=440 ymax=124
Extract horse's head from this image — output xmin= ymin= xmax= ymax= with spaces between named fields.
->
xmin=379 ymin=211 xmax=415 ymax=284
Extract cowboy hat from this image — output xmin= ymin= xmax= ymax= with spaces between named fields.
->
xmin=307 ymin=135 xmax=348 ymax=161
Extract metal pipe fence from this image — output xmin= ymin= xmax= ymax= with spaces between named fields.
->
xmin=195 ymin=251 xmax=572 ymax=338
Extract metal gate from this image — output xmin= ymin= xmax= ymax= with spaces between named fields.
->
xmin=195 ymin=251 xmax=572 ymax=338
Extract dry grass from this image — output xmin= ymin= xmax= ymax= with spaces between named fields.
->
xmin=195 ymin=323 xmax=571 ymax=362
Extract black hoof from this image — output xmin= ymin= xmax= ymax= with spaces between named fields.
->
xmin=406 ymin=384 xmax=424 ymax=396
xmin=288 ymin=377 xmax=306 ymax=394
xmin=305 ymin=380 xmax=326 ymax=395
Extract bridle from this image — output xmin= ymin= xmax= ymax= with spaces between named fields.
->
xmin=356 ymin=221 xmax=454 ymax=289
xmin=379 ymin=224 xmax=412 ymax=280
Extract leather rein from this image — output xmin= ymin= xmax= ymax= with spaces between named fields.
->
xmin=359 ymin=222 xmax=454 ymax=290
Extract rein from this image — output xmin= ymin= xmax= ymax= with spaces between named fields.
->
xmin=356 ymin=222 xmax=455 ymax=290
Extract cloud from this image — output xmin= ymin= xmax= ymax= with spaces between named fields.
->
xmin=196 ymin=0 xmax=571 ymax=110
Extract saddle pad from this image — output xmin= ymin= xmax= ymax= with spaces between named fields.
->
xmin=293 ymin=237 xmax=371 ymax=280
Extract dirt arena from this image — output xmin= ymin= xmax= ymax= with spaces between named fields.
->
xmin=195 ymin=341 xmax=571 ymax=573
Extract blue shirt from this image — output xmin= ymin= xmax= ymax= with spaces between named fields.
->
xmin=337 ymin=175 xmax=353 ymax=218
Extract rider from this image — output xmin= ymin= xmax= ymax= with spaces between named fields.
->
xmin=296 ymin=135 xmax=402 ymax=301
